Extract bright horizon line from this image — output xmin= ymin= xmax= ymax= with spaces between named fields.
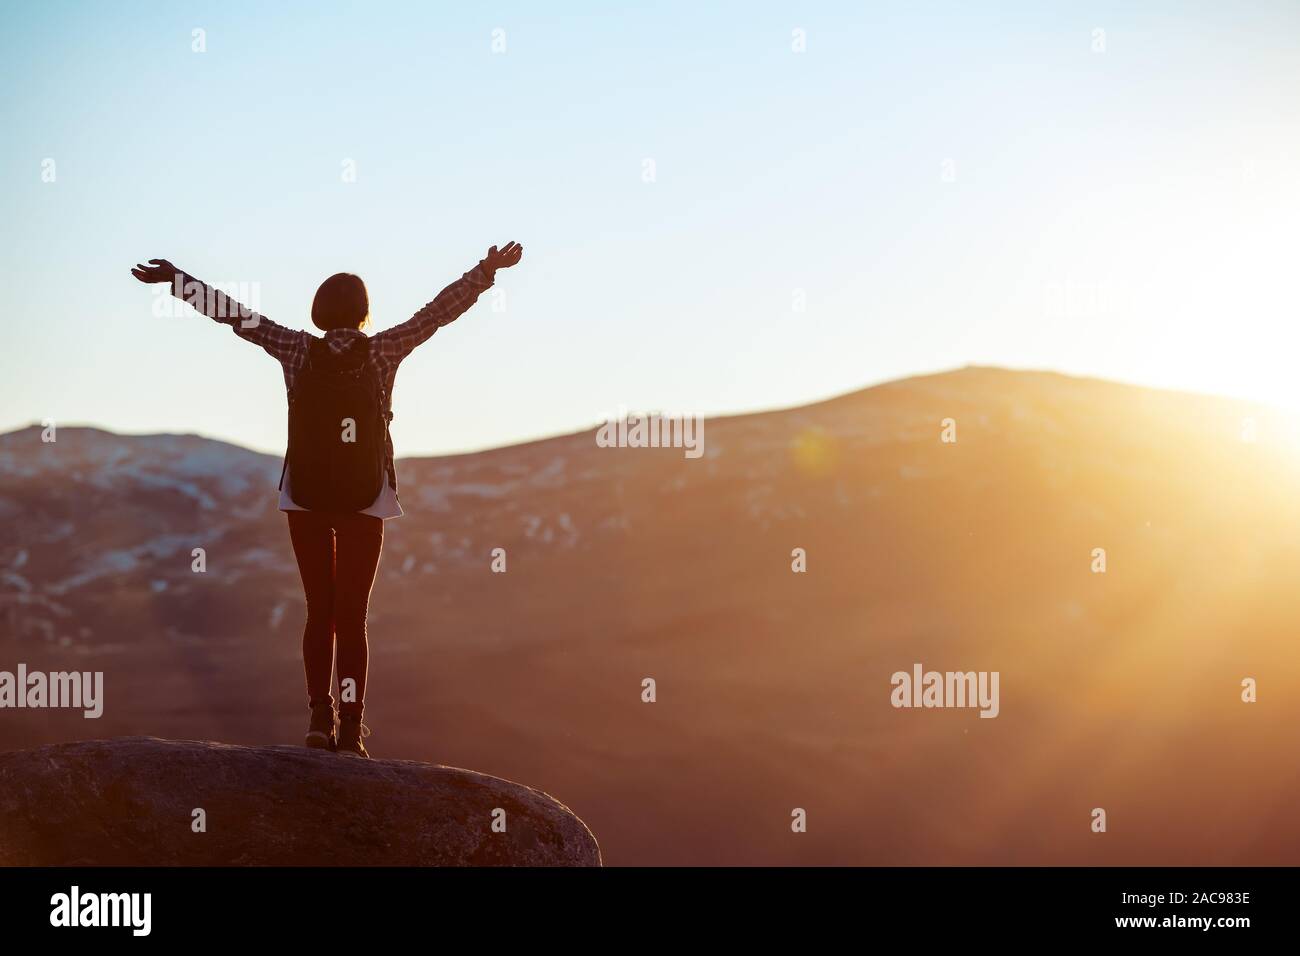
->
xmin=7 ymin=363 xmax=1290 ymax=462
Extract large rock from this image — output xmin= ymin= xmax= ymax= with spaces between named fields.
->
xmin=0 ymin=737 xmax=601 ymax=866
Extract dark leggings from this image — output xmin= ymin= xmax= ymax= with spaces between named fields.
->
xmin=287 ymin=511 xmax=384 ymax=716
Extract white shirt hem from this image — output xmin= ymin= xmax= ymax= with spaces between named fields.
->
xmin=278 ymin=463 xmax=403 ymax=519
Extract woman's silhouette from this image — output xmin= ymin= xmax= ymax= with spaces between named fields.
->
xmin=131 ymin=243 xmax=524 ymax=756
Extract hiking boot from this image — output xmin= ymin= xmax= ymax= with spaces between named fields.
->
xmin=337 ymin=714 xmax=371 ymax=758
xmin=306 ymin=702 xmax=337 ymax=751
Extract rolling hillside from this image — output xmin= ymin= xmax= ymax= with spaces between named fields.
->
xmin=2 ymin=366 xmax=1299 ymax=864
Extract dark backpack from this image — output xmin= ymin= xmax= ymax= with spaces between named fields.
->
xmin=281 ymin=337 xmax=389 ymax=512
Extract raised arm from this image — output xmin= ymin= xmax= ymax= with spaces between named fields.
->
xmin=131 ymin=258 xmax=307 ymax=369
xmin=371 ymin=242 xmax=523 ymax=364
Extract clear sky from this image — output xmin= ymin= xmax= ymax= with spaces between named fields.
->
xmin=2 ymin=1 xmax=1298 ymax=457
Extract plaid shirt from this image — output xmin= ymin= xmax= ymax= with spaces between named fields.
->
xmin=171 ymin=262 xmax=495 ymax=491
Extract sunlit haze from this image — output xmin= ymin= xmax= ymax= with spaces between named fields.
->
xmin=3 ymin=1 xmax=1299 ymax=456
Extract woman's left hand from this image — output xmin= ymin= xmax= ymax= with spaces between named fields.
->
xmin=130 ymin=259 xmax=180 ymax=284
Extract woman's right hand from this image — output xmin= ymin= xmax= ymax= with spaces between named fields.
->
xmin=482 ymin=242 xmax=523 ymax=273
xmin=130 ymin=258 xmax=180 ymax=284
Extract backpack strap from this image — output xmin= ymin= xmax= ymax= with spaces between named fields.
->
xmin=305 ymin=334 xmax=370 ymax=370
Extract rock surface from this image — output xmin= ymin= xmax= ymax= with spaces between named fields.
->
xmin=0 ymin=737 xmax=601 ymax=866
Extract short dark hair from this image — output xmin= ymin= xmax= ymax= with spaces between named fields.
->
xmin=311 ymin=273 xmax=370 ymax=331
